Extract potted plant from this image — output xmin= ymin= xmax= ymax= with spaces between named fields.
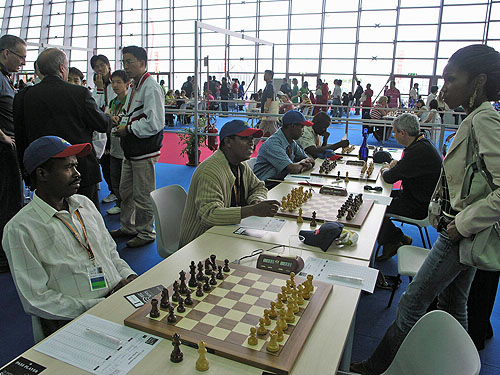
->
xmin=178 ymin=125 xmax=207 ymax=166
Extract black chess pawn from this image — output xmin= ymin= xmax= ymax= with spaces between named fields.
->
xmin=179 ymin=272 xmax=188 ymax=295
xmin=172 ymin=281 xmax=180 ymax=302
xmin=209 ymin=273 xmax=217 ymax=285
xmin=196 ymin=282 xmax=204 ymax=297
xmin=160 ymin=288 xmax=170 ymax=309
xmin=170 ymin=333 xmax=183 ymax=363
xmin=190 ymin=261 xmax=196 ymax=273
xmin=167 ymin=306 xmax=177 ymax=323
xmin=188 ymin=269 xmax=198 ymax=288
xmin=150 ymin=299 xmax=160 ymax=318
xmin=203 ymin=276 xmax=211 ymax=291
xmin=177 ymin=297 xmax=186 ymax=313
xmin=196 ymin=265 xmax=205 ymax=281
xmin=216 ymin=265 xmax=224 ymax=280
xmin=223 ymin=259 xmax=230 ymax=272
xmin=204 ymin=258 xmax=213 ymax=275
xmin=185 ymin=289 xmax=193 ymax=306
xmin=210 ymin=254 xmax=217 ymax=270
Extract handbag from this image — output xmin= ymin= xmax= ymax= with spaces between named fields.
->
xmin=360 ymin=92 xmax=367 ymax=102
xmin=458 ymin=122 xmax=500 ymax=271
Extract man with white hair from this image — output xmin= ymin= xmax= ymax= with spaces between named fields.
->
xmin=376 ymin=113 xmax=442 ymax=261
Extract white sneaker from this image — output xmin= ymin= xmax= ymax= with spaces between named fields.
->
xmin=106 ymin=206 xmax=121 ymax=215
xmin=102 ymin=193 xmax=118 ymax=203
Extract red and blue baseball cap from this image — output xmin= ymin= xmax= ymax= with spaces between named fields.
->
xmin=24 ymin=136 xmax=92 ymax=174
xmin=282 ymin=110 xmax=313 ymax=126
xmin=219 ymin=120 xmax=264 ymax=142
xmin=299 ymin=222 xmax=344 ymax=252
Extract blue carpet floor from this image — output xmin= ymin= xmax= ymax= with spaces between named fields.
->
xmin=0 ymin=117 xmax=498 ymax=374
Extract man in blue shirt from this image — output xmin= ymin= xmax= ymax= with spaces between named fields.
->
xmin=254 ymin=110 xmax=315 ymax=188
xmin=259 ymin=70 xmax=277 ymax=137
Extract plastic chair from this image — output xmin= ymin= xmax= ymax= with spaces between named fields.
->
xmin=246 ymin=157 xmax=257 ymax=170
xmin=177 ymin=103 xmax=188 ymax=125
xmin=32 ymin=315 xmax=45 ymax=344
xmin=150 ymin=185 xmax=187 ymax=258
xmin=388 ymin=213 xmax=432 ymax=249
xmin=337 ymin=310 xmax=480 ymax=375
xmin=387 ymin=245 xmax=430 ymax=308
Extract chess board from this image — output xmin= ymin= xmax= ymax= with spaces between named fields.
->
xmin=337 ymin=145 xmax=377 ymax=158
xmin=276 ymin=191 xmax=375 ymax=229
xmin=124 ymin=261 xmax=332 ymax=375
xmin=311 ymin=159 xmax=381 ymax=182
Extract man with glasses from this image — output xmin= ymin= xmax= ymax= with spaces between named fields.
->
xmin=0 ymin=34 xmax=26 ymax=273
xmin=254 ymin=110 xmax=315 ymax=189
xmin=109 ymin=46 xmax=165 ymax=248
xmin=14 ymin=48 xmax=112 ymax=210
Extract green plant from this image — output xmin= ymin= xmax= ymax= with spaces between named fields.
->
xmin=178 ymin=122 xmax=207 ymax=157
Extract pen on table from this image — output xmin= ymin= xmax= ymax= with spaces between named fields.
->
xmin=328 ymin=274 xmax=363 ymax=283
xmin=290 ymin=175 xmax=310 ymax=179
xmin=298 ymin=182 xmax=323 ymax=187
xmin=85 ymin=327 xmax=122 ymax=348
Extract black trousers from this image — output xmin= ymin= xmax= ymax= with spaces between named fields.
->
xmin=99 ymin=153 xmax=112 ymax=195
xmin=78 ymin=184 xmax=99 ymax=210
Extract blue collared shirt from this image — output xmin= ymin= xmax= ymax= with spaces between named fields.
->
xmin=253 ymin=128 xmax=307 ymax=181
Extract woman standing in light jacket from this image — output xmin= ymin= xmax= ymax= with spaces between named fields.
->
xmin=352 ymin=44 xmax=500 ymax=375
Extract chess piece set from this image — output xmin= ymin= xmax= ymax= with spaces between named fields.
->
xmin=342 ymin=144 xmax=355 ymax=154
xmin=319 ymin=159 xmax=337 ymax=174
xmin=169 ymin=332 xmax=209 ymax=371
xmin=360 ymin=161 xmax=375 ymax=177
xmin=336 ymin=193 xmax=363 ymax=221
xmin=280 ymin=186 xmax=313 ymax=213
xmin=247 ymin=272 xmax=315 ymax=353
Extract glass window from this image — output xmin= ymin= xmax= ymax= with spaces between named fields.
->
xmin=291 ymin=0 xmax=322 ymax=14
xmin=324 ymin=2 xmax=358 ymax=12
xmin=440 ymin=23 xmax=485 ymax=40
xmin=362 ymin=0 xmax=398 ymax=10
xmin=259 ymin=43 xmax=287 ymax=59
xmin=394 ymin=58 xmax=435 ymax=75
xmin=123 ymin=0 xmax=142 ymax=9
xmin=200 ymin=45 xmax=226 ymax=57
xmin=227 ymin=17 xmax=256 ymax=33
xmin=397 ymin=25 xmax=438 ymax=41
xmin=260 ymin=1 xmax=289 ymax=16
xmin=288 ymin=43 xmax=320 ymax=58
xmin=441 ymin=4 xmax=488 ymax=22
xmin=174 ymin=46 xmax=195 ymax=60
xmin=122 ymin=10 xmax=142 ymax=23
xmin=396 ymin=42 xmax=436 ymax=59
xmin=174 ymin=6 xmax=197 ymax=20
xmin=122 ymin=22 xmax=142 ymax=35
xmin=322 ymin=59 xmax=355 ymax=75
xmin=97 ymin=36 xmax=115 ymax=48
xmin=323 ymin=28 xmax=356 ymax=43
xmin=491 ymin=2 xmax=500 ymax=19
xmin=98 ymin=0 xmax=116 ymax=12
xmin=49 ymin=26 xmax=65 ymax=38
xmin=96 ymin=48 xmax=116 ymax=63
xmin=8 ymin=17 xmax=22 ymax=28
xmin=98 ymin=24 xmax=116 ymax=36
xmin=358 ymin=26 xmax=396 ymax=42
xmin=260 ymin=15 xmax=289 ymax=30
xmin=51 ymin=3 xmax=66 ymax=14
xmin=50 ymin=14 xmax=65 ymax=26
xmin=173 ymin=20 xmax=197 ymax=36
xmin=229 ymin=45 xmax=257 ymax=59
xmin=7 ymin=28 xmax=21 ymax=36
xmin=173 ymin=32 xmax=195 ymax=46
xmin=27 ymin=26 xmax=41 ymax=39
xmin=73 ymin=13 xmax=89 ymax=25
xmin=360 ymin=10 xmax=397 ymax=27
xmin=258 ymin=30 xmax=288 ymax=44
xmin=72 ymin=25 xmax=88 ymax=37
xmin=487 ymin=23 xmax=500 ymax=41
xmin=444 ymin=0 xmax=489 ymax=4
xmin=438 ymin=40 xmax=476 ymax=58
xmin=400 ymin=0 xmax=440 ymax=5
xmin=399 ymin=7 xmax=439 ymax=25
xmin=324 ymin=12 xmax=358 ymax=28
xmin=71 ymin=37 xmax=88 ymax=49
xmin=289 ymin=59 xmax=319 ymax=73
xmin=30 ymin=4 xmax=43 ymax=16
xmin=74 ymin=1 xmax=88 ymax=13
xmin=357 ymin=43 xmax=394 ymax=59
xmin=9 ymin=5 xmax=23 ymax=17
xmin=201 ymin=4 xmax=226 ymax=19
xmin=355 ymin=58 xmax=393 ymax=74
xmin=291 ymin=14 xmax=322 ymax=29
xmin=122 ymin=35 xmax=142 ymax=46
xmin=289 ymin=29 xmax=321 ymax=44
xmin=230 ymin=2 xmax=256 ymax=18
xmin=322 ymin=44 xmax=356 ymax=59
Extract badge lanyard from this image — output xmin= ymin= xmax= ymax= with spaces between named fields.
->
xmin=56 ymin=209 xmax=94 ymax=262
xmin=232 ymin=166 xmax=242 ymax=207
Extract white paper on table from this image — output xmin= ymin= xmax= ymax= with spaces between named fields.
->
xmin=239 ymin=216 xmax=286 ymax=232
xmin=283 ymin=174 xmax=327 ymax=184
xmin=298 ymin=257 xmax=379 ymax=293
xmin=362 ymin=192 xmax=393 ymax=206
xmin=34 ymin=314 xmax=162 ymax=375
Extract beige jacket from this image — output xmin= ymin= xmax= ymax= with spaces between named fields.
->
xmin=444 ymin=102 xmax=500 ymax=238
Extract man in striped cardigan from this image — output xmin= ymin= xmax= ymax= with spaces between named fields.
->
xmin=179 ymin=120 xmax=281 ymax=247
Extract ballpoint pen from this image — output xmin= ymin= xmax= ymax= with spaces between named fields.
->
xmin=328 ymin=274 xmax=363 ymax=283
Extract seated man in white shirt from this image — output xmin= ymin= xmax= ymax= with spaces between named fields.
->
xmin=2 ymin=136 xmax=137 ymax=336
xmin=297 ymin=111 xmax=350 ymax=158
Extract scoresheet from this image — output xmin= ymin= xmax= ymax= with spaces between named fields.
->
xmin=35 ymin=314 xmax=162 ymax=375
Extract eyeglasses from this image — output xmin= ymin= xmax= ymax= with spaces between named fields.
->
xmin=121 ymin=59 xmax=138 ymax=66
xmin=8 ymin=49 xmax=26 ymax=62
xmin=364 ymin=185 xmax=383 ymax=192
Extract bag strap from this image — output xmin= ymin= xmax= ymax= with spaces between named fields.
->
xmin=469 ymin=119 xmax=499 ymax=191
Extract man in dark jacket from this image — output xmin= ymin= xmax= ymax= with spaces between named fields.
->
xmin=14 ymin=48 xmax=112 ymax=209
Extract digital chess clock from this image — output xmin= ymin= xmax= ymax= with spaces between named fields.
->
xmin=256 ymin=252 xmax=304 ymax=275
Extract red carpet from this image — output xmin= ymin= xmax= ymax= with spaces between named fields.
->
xmin=158 ymin=132 xmax=261 ymax=165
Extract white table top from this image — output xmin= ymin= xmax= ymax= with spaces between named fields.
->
xmin=6 ymin=234 xmax=368 ymax=375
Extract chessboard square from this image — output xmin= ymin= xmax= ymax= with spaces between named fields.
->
xmin=259 ymin=275 xmax=274 ymax=284
xmin=193 ymin=321 xmax=214 ymax=335
xmin=252 ymin=281 xmax=269 ymax=290
xmin=225 ymin=275 xmax=242 ymax=284
xmin=195 ymin=301 xmax=214 ymax=313
xmin=208 ymin=326 xmax=231 ymax=341
xmin=185 ymin=309 xmax=205 ymax=321
xmin=267 ymin=285 xmax=282 ymax=294
xmin=248 ymin=305 xmax=266 ymax=316
xmin=203 ymin=294 xmax=222 ymax=305
xmin=231 ymin=270 xmax=247 ymax=278
xmin=232 ymin=301 xmax=252 ymax=313
xmin=225 ymin=291 xmax=244 ymax=301
xmin=176 ymin=317 xmax=198 ymax=330
xmin=239 ymin=294 xmax=259 ymax=305
xmin=241 ymin=313 xmax=260 ymax=326
xmin=218 ymin=281 xmax=236 ymax=290
xmin=259 ymin=291 xmax=277 ymax=301
xmin=231 ymin=284 xmax=250 ymax=294
xmin=255 ymin=298 xmax=272 ymax=308
xmin=200 ymin=314 xmax=222 ymax=326
xmin=216 ymin=317 xmax=239 ymax=331
xmin=217 ymin=298 xmax=237 ymax=309
xmin=238 ymin=278 xmax=256 ymax=287
xmin=210 ymin=305 xmax=230 ymax=317
xmin=247 ymin=288 xmax=264 ymax=297
xmin=148 ymin=310 xmax=168 ymax=321
xmin=210 ymin=287 xmax=229 ymax=297
xmin=225 ymin=331 xmax=247 ymax=346
xmin=233 ymin=322 xmax=254 ymax=335
xmin=245 ymin=272 xmax=261 ymax=281
xmin=242 ymin=337 xmax=266 ymax=351
xmin=175 ymin=307 xmax=191 ymax=317
xmin=271 ymin=278 xmax=285 ymax=287
xmin=224 ymin=309 xmax=246 ymax=321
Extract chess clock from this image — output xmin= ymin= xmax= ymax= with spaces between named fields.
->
xmin=256 ymin=253 xmax=304 ymax=275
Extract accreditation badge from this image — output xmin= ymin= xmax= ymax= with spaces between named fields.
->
xmin=87 ymin=265 xmax=108 ymax=291
xmin=119 ymin=116 xmax=129 ymax=127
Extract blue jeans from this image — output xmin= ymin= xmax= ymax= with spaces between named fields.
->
xmin=331 ymin=98 xmax=341 ymax=118
xmin=363 ymin=230 xmax=476 ymax=374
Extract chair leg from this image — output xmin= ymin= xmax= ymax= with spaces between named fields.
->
xmin=424 ymin=227 xmax=431 ymax=249
xmin=418 ymin=227 xmax=426 ymax=248
xmin=376 ymin=243 xmax=382 ymax=257
xmin=387 ymin=274 xmax=401 ymax=308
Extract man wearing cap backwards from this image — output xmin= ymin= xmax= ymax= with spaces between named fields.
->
xmin=254 ymin=110 xmax=315 ymax=188
xmin=297 ymin=111 xmax=350 ymax=158
xmin=179 ymin=120 xmax=280 ymax=247
xmin=2 ymin=136 xmax=137 ymax=336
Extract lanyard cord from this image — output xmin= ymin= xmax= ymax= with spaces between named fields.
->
xmin=232 ymin=166 xmax=242 ymax=206
xmin=111 ymin=96 xmax=126 ymax=116
xmin=56 ymin=209 xmax=94 ymax=261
